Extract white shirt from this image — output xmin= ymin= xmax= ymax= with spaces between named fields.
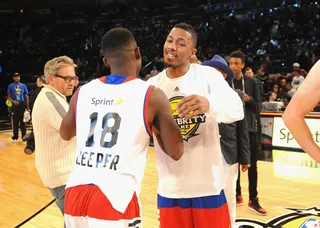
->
xmin=148 ymin=64 xmax=244 ymax=198
xmin=291 ymin=76 xmax=304 ymax=90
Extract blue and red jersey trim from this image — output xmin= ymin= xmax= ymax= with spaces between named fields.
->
xmin=99 ymin=75 xmax=136 ymax=84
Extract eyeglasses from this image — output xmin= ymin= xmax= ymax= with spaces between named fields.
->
xmin=54 ymin=74 xmax=78 ymax=83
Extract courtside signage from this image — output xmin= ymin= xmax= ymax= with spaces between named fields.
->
xmin=272 ymin=117 xmax=320 ymax=149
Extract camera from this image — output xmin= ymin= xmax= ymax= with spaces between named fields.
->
xmin=23 ymin=130 xmax=35 ymax=155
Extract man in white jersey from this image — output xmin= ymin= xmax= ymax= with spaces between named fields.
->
xmin=60 ymin=28 xmax=184 ymax=228
xmin=148 ymin=23 xmax=244 ymax=227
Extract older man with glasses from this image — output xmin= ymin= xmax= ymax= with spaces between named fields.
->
xmin=32 ymin=56 xmax=78 ymax=226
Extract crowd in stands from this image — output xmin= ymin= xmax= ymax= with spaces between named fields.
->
xmin=0 ymin=1 xmax=319 ymax=117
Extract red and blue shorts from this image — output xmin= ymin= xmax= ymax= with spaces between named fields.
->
xmin=158 ymin=190 xmax=231 ymax=228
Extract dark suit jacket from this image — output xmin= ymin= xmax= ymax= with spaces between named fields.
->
xmin=229 ymin=76 xmax=260 ymax=132
xmin=219 ymin=90 xmax=251 ymax=165
xmin=30 ymin=86 xmax=44 ymax=110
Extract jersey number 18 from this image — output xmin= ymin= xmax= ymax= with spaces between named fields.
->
xmin=85 ymin=112 xmax=121 ymax=148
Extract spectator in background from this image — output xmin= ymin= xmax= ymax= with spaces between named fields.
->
xmin=266 ymin=91 xmax=277 ymax=102
xmin=229 ymin=50 xmax=267 ymax=216
xmin=293 ymin=63 xmax=308 ymax=77
xmin=271 ymin=84 xmax=280 ymax=98
xmin=291 ymin=69 xmax=305 ymax=91
xmin=7 ymin=73 xmax=30 ymax=143
xmin=245 ymin=67 xmax=263 ymax=142
xmin=285 ymin=83 xmax=296 ymax=101
xmin=30 ymin=75 xmax=46 ymax=110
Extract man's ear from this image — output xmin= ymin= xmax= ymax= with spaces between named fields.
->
xmin=47 ymin=74 xmax=54 ymax=85
xmin=192 ymin=48 xmax=197 ymax=56
xmin=135 ymin=47 xmax=141 ymax=60
xmin=103 ymin=57 xmax=110 ymax=68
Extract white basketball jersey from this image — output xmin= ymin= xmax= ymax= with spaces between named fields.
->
xmin=66 ymin=75 xmax=153 ymax=213
xmin=148 ymin=64 xmax=239 ymax=199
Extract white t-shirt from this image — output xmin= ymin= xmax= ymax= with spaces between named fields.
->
xmin=291 ymin=76 xmax=304 ymax=90
xmin=148 ymin=64 xmax=244 ymax=198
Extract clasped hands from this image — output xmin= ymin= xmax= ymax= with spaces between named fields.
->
xmin=177 ymin=94 xmax=209 ymax=119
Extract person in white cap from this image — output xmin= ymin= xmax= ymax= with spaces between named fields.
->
xmin=293 ymin=62 xmax=308 ymax=77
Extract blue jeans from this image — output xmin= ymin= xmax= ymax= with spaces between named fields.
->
xmin=48 ymin=185 xmax=66 ymax=215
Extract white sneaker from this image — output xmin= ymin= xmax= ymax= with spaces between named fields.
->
xmin=12 ymin=139 xmax=17 ymax=143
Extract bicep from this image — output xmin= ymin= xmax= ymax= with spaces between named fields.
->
xmin=7 ymin=86 xmax=12 ymax=97
xmin=208 ymin=75 xmax=244 ymax=122
xmin=24 ymin=85 xmax=29 ymax=95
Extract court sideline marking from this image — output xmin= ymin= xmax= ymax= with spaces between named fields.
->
xmin=14 ymin=199 xmax=56 ymax=228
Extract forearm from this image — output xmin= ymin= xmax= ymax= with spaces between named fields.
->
xmin=246 ymin=96 xmax=257 ymax=105
xmin=59 ymin=121 xmax=76 ymax=140
xmin=25 ymin=95 xmax=30 ymax=110
xmin=7 ymin=95 xmax=14 ymax=102
xmin=284 ymin=116 xmax=320 ymax=163
xmin=208 ymin=93 xmax=244 ymax=124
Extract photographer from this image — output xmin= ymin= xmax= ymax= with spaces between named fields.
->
xmin=30 ymin=75 xmax=46 ymax=109
xmin=24 ymin=75 xmax=47 ymax=154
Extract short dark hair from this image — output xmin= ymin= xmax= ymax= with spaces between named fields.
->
xmin=37 ymin=75 xmax=47 ymax=84
xmin=267 ymin=91 xmax=275 ymax=98
xmin=229 ymin=50 xmax=246 ymax=63
xmin=245 ymin=67 xmax=252 ymax=72
xmin=100 ymin=28 xmax=136 ymax=55
xmin=173 ymin=23 xmax=197 ymax=48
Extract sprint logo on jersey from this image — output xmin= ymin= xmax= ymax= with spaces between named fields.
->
xmin=169 ymin=96 xmax=206 ymax=141
xmin=114 ymin=97 xmax=124 ymax=106
xmin=236 ymin=206 xmax=320 ymax=228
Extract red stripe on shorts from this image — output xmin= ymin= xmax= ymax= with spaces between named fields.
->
xmin=65 ymin=185 xmax=140 ymax=221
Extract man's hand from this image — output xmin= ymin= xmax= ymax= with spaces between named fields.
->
xmin=241 ymin=164 xmax=250 ymax=172
xmin=243 ymin=93 xmax=249 ymax=102
xmin=12 ymin=100 xmax=19 ymax=105
xmin=177 ymin=94 xmax=209 ymax=119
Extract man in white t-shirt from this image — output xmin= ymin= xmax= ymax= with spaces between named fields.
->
xmin=148 ymin=23 xmax=244 ymax=228
xmin=291 ymin=69 xmax=305 ymax=90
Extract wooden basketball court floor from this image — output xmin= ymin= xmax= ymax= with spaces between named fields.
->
xmin=1 ymin=130 xmax=320 ymax=228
